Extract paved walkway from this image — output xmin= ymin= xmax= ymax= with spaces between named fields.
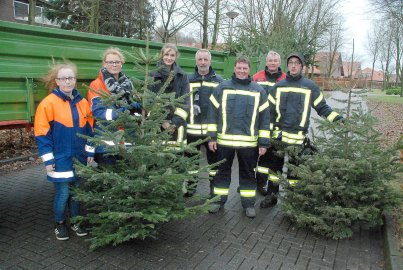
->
xmin=1 ymin=161 xmax=384 ymax=270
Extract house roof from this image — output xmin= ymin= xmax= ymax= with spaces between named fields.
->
xmin=361 ymin=67 xmax=384 ymax=81
xmin=342 ymin=61 xmax=361 ymax=78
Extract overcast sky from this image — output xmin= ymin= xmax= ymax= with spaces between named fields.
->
xmin=341 ymin=0 xmax=375 ymax=68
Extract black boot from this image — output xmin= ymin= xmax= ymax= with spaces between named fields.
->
xmin=260 ymin=193 xmax=278 ymax=208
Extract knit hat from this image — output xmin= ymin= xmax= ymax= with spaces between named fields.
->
xmin=287 ymin=53 xmax=304 ymax=68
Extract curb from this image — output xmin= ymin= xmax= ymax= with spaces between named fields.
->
xmin=384 ymin=214 xmax=403 ymax=270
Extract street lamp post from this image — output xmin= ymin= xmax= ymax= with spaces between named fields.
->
xmin=226 ymin=10 xmax=239 ymax=55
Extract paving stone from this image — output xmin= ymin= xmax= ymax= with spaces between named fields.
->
xmin=0 ymin=164 xmax=386 ymax=270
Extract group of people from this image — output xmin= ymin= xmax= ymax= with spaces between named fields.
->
xmin=34 ymin=44 xmax=342 ymax=241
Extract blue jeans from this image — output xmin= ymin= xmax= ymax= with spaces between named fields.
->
xmin=53 ymin=181 xmax=80 ymax=223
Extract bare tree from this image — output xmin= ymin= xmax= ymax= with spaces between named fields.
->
xmin=366 ymin=23 xmax=383 ymax=90
xmin=152 ymin=0 xmax=197 ymax=43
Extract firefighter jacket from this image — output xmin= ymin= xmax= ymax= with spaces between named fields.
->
xmin=150 ymin=61 xmax=190 ymax=128
xmin=207 ymin=74 xmax=270 ymax=148
xmin=34 ymin=88 xmax=94 ymax=183
xmin=187 ymin=66 xmax=223 ymax=136
xmin=273 ymin=72 xmax=342 ymax=145
xmin=253 ymin=67 xmax=286 ymax=138
xmin=88 ymin=71 xmax=133 ymax=153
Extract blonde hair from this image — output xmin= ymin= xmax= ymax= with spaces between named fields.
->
xmin=42 ymin=61 xmax=77 ymax=92
xmin=102 ymin=47 xmax=125 ymax=64
xmin=160 ymin=43 xmax=180 ymax=59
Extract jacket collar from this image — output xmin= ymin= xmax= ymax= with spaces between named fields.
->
xmin=53 ymin=88 xmax=82 ymax=103
xmin=231 ymin=73 xmax=252 ymax=85
xmin=286 ymin=71 xmax=303 ymax=82
xmin=192 ymin=66 xmax=217 ymax=80
xmin=265 ymin=66 xmax=284 ymax=80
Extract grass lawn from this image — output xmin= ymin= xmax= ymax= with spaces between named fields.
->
xmin=366 ymin=94 xmax=403 ymax=104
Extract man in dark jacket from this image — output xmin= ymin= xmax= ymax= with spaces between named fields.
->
xmin=252 ymin=51 xmax=286 ymax=196
xmin=207 ymin=56 xmax=270 ymax=218
xmin=185 ymin=49 xmax=224 ymax=196
xmin=260 ymin=52 xmax=343 ymax=208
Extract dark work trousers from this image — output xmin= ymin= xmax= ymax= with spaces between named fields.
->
xmin=186 ymin=134 xmax=219 ymax=195
xmin=256 ymin=146 xmax=284 ymax=195
xmin=213 ymin=145 xmax=259 ymax=208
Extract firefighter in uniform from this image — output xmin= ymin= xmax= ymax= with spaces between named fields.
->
xmin=207 ymin=56 xmax=270 ymax=218
xmin=252 ymin=51 xmax=286 ymax=196
xmin=260 ymin=52 xmax=343 ymax=208
xmin=185 ymin=49 xmax=224 ymax=196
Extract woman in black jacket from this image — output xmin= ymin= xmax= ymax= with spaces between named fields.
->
xmin=150 ymin=43 xmax=190 ymax=146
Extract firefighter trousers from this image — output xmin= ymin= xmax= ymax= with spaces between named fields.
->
xmin=213 ymin=145 xmax=258 ymax=208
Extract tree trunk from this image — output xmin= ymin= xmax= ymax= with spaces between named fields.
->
xmin=28 ymin=0 xmax=36 ymax=25
xmin=211 ymin=0 xmax=221 ymax=49
xmin=201 ymin=0 xmax=209 ymax=48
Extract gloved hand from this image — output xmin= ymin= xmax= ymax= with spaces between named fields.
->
xmin=130 ymin=102 xmax=142 ymax=110
xmin=193 ymin=105 xmax=201 ymax=116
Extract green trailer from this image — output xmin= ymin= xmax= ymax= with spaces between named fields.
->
xmin=0 ymin=20 xmax=236 ymax=130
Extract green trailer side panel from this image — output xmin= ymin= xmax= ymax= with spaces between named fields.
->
xmin=0 ymin=20 xmax=231 ymax=126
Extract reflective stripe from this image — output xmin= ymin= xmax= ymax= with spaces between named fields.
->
xmin=177 ymin=126 xmax=185 ymax=143
xmin=327 ymin=111 xmax=339 ymax=122
xmin=218 ymin=133 xmax=257 ymax=142
xmin=222 ymin=89 xmax=260 ymax=137
xmin=268 ymin=94 xmax=276 ymax=105
xmin=189 ymin=83 xmax=202 ymax=124
xmin=188 ymin=170 xmax=198 ymax=175
xmin=187 ymin=129 xmax=208 ymax=135
xmin=102 ymin=140 xmax=133 ymax=146
xmin=214 ymin=187 xmax=229 ymax=195
xmin=41 ymin=152 xmax=54 ymax=162
xmin=207 ymin=124 xmax=217 ymax=132
xmin=270 ymin=123 xmax=274 ymax=130
xmin=188 ymin=124 xmax=208 ymax=130
xmin=187 ymin=124 xmax=208 ymax=135
xmin=282 ymin=131 xmax=305 ymax=145
xmin=314 ymin=93 xmax=324 ymax=106
xmin=217 ymin=140 xmax=257 ymax=147
xmin=85 ymin=145 xmax=95 ymax=153
xmin=259 ymin=100 xmax=269 ymax=112
xmin=271 ymin=127 xmax=281 ymax=139
xmin=47 ymin=170 xmax=74 ymax=179
xmin=240 ymin=190 xmax=256 ymax=197
xmin=257 ymin=81 xmax=275 ymax=86
xmin=256 ymin=166 xmax=269 ymax=174
xmin=276 ymin=87 xmax=311 ymax=128
xmin=209 ymin=170 xmax=217 ymax=176
xmin=259 ymin=130 xmax=270 ymax=138
xmin=174 ymin=108 xmax=188 ymax=120
xmin=288 ymin=179 xmax=299 ymax=186
xmin=105 ymin=109 xmax=113 ymax=121
xmin=210 ymin=95 xmax=220 ymax=108
xmin=203 ymin=82 xmax=219 ymax=88
xmin=269 ymin=174 xmax=279 ymax=182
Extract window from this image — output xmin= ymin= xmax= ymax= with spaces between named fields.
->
xmin=13 ymin=1 xmax=58 ymax=26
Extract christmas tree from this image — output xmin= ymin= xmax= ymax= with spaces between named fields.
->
xmin=74 ymin=45 xmax=212 ymax=250
xmin=281 ymin=90 xmax=402 ymax=239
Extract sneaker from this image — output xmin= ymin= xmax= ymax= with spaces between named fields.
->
xmin=71 ymin=223 xmax=88 ymax=237
xmin=245 ymin=207 xmax=256 ymax=218
xmin=208 ymin=203 xmax=221 ymax=214
xmin=260 ymin=193 xmax=278 ymax=208
xmin=55 ymin=222 xmax=69 ymax=241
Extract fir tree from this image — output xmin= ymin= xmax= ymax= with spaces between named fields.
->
xmin=74 ymin=44 xmax=212 ymax=250
xmin=281 ymin=91 xmax=402 ymax=239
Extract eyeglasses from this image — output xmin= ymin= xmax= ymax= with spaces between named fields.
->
xmin=105 ymin=61 xmax=122 ymax=66
xmin=288 ymin=61 xmax=301 ymax=66
xmin=56 ymin=77 xmax=76 ymax=82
